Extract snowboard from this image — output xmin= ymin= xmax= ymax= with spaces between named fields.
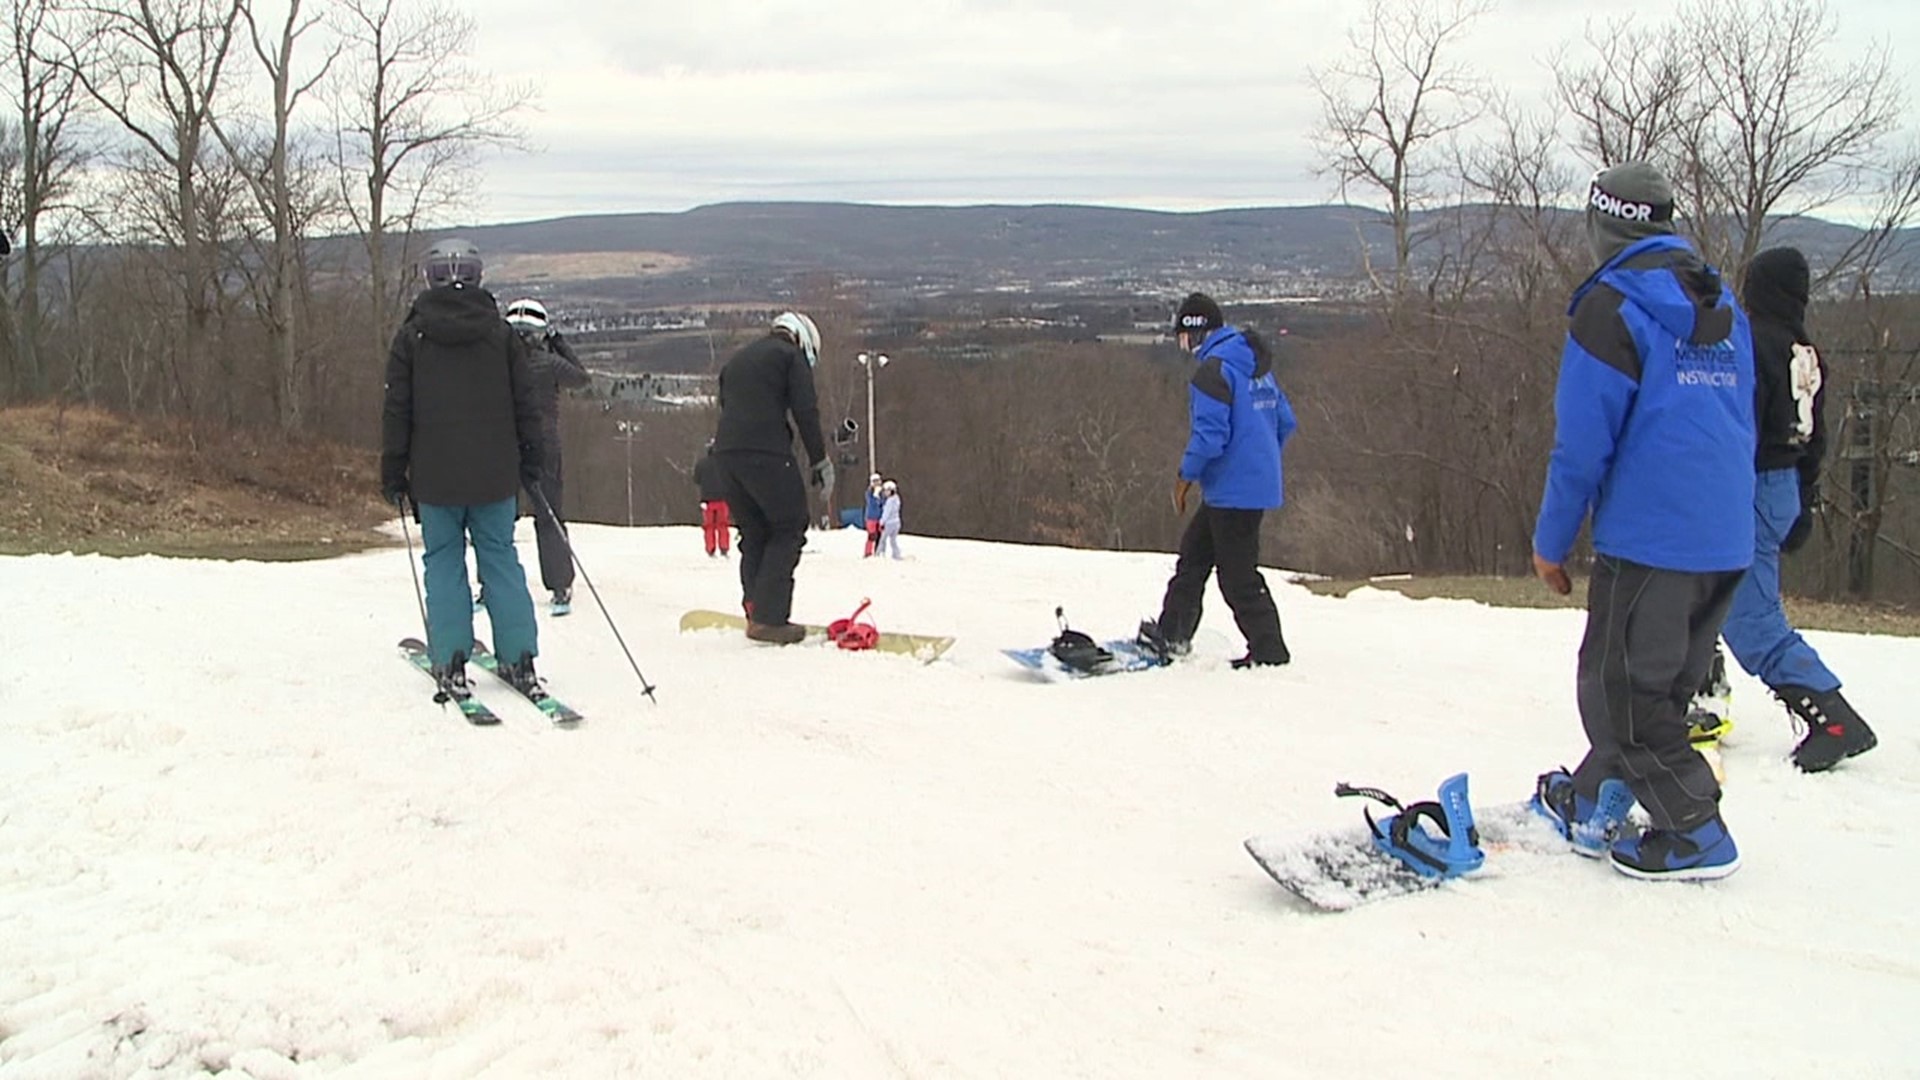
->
xmin=1001 ymin=638 xmax=1168 ymax=679
xmin=677 ymin=610 xmax=956 ymax=663
xmin=1244 ymin=801 xmax=1578 ymax=912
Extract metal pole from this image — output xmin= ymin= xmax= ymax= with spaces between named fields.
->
xmin=625 ymin=428 xmax=633 ymax=527
xmin=861 ymin=354 xmax=876 ymax=478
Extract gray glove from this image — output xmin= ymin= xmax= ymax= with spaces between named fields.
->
xmin=810 ymin=457 xmax=835 ymax=493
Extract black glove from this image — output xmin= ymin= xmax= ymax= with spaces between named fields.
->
xmin=810 ymin=457 xmax=835 ymax=492
xmin=1781 ymin=511 xmax=1813 ymax=554
xmin=380 ymin=462 xmax=409 ymax=511
xmin=1781 ymin=481 xmax=1817 ymax=554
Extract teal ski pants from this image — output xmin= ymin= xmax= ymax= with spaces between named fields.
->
xmin=419 ymin=497 xmax=538 ymax=668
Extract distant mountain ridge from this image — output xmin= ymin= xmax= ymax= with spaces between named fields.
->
xmin=439 ymin=201 xmax=1918 ymax=300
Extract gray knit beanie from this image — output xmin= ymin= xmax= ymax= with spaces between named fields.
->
xmin=1586 ymin=162 xmax=1676 ymax=266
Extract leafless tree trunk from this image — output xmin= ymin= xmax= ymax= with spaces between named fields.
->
xmin=1310 ymin=0 xmax=1488 ymax=295
xmin=58 ymin=0 xmax=241 ymax=426
xmin=1 ymin=0 xmax=86 ymax=401
xmin=205 ymin=0 xmax=336 ymax=433
xmin=327 ymin=0 xmax=530 ymax=361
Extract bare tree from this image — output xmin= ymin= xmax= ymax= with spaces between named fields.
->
xmin=1309 ymin=0 xmax=1489 ymax=294
xmin=205 ymin=0 xmax=338 ymax=433
xmin=0 ymin=0 xmax=86 ymax=400
xmin=327 ymin=0 xmax=531 ymax=359
xmin=1552 ymin=21 xmax=1702 ymax=171
xmin=56 ymin=0 xmax=242 ymax=423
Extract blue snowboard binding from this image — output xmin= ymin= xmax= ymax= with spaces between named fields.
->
xmin=1338 ymin=772 xmax=1485 ymax=880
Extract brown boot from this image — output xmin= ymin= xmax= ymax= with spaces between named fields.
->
xmin=746 ymin=620 xmax=806 ymax=645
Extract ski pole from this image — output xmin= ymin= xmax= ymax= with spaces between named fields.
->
xmin=397 ymin=498 xmax=430 ymax=641
xmin=530 ymin=486 xmax=658 ymax=704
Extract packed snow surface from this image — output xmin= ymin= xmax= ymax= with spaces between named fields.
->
xmin=3 ymin=524 xmax=1916 ymax=1078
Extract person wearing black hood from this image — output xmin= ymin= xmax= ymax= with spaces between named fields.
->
xmin=380 ymin=238 xmax=547 ymax=703
xmin=1706 ymin=247 xmax=1877 ymax=772
xmin=1528 ymin=162 xmax=1756 ymax=882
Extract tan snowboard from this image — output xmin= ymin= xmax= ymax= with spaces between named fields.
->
xmin=677 ymin=609 xmax=955 ymax=663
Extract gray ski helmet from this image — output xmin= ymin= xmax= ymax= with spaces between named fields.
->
xmin=423 ymin=238 xmax=483 ymax=287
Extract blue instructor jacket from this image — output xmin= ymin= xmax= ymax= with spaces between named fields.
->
xmin=1533 ymin=235 xmax=1756 ymax=573
xmin=1179 ymin=326 xmax=1296 ymax=510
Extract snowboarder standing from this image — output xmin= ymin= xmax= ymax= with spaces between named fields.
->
xmin=863 ymin=473 xmax=885 ymax=557
xmin=1529 ymin=162 xmax=1755 ymax=881
xmin=878 ymin=479 xmax=903 ymax=559
xmin=1136 ymin=292 xmax=1295 ymax=669
xmin=694 ymin=441 xmax=731 ymax=557
xmin=710 ymin=311 xmax=833 ymax=644
xmin=1706 ymin=246 xmax=1877 ymax=771
xmin=381 ymin=239 xmax=547 ymax=699
xmin=504 ymin=297 xmax=591 ymax=614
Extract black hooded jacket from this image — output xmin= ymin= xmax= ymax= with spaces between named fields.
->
xmin=711 ymin=333 xmax=827 ymax=465
xmin=1742 ymin=248 xmax=1827 ymax=482
xmin=381 ymin=284 xmax=544 ymax=506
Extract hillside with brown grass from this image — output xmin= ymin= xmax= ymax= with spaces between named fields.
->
xmin=0 ymin=405 xmax=394 ymax=560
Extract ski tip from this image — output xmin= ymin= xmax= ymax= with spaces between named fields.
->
xmin=399 ymin=636 xmax=426 ymax=651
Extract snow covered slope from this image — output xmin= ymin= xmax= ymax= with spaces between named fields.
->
xmin=2 ymin=525 xmax=1915 ymax=1078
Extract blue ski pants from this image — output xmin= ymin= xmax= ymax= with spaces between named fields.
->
xmin=1720 ymin=469 xmax=1839 ymax=693
xmin=419 ymin=497 xmax=538 ymax=669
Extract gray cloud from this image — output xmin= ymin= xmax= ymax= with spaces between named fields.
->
xmin=455 ymin=0 xmax=1916 ymax=224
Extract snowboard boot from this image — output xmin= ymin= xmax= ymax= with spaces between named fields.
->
xmin=432 ymin=652 xmax=473 ymax=704
xmin=551 ymin=588 xmax=572 ymax=617
xmin=1687 ymin=646 xmax=1734 ymax=745
xmin=501 ymin=655 xmax=549 ymax=701
xmin=1346 ymin=772 xmax=1485 ymax=879
xmin=1775 ymin=685 xmax=1878 ymax=773
xmin=1610 ymin=814 xmax=1740 ymax=881
xmin=1134 ymin=618 xmax=1189 ymax=664
xmin=1530 ymin=769 xmax=1636 ymax=857
xmin=746 ymin=620 xmax=807 ymax=645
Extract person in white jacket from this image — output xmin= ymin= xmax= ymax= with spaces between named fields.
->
xmin=879 ymin=480 xmax=903 ymax=560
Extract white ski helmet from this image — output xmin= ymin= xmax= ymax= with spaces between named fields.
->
xmin=504 ymin=297 xmax=549 ymax=331
xmin=423 ymin=237 xmax=483 ymax=287
xmin=771 ymin=311 xmax=822 ymax=367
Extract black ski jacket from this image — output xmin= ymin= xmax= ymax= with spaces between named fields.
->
xmin=381 ymin=284 xmax=544 ymax=506
xmin=711 ymin=333 xmax=827 ymax=465
xmin=693 ymin=452 xmax=729 ymax=501
xmin=1742 ymin=248 xmax=1827 ymax=484
xmin=522 ymin=330 xmax=592 ymax=438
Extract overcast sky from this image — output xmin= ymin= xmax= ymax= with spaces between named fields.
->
xmin=452 ymin=0 xmax=1918 ymax=225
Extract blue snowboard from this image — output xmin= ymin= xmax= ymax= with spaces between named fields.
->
xmin=1002 ymin=638 xmax=1169 ymax=679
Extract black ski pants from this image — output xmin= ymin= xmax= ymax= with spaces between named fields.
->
xmin=1157 ymin=505 xmax=1288 ymax=663
xmin=714 ymin=449 xmax=810 ymax=626
xmin=530 ymin=439 xmax=573 ymax=594
xmin=1571 ymin=555 xmax=1742 ymax=830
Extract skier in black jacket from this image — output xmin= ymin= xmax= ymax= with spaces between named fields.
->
xmin=504 ymin=296 xmax=591 ymax=613
xmin=380 ymin=238 xmax=547 ymax=700
xmin=711 ymin=312 xmax=833 ymax=643
xmin=1708 ymin=247 xmax=1877 ymax=771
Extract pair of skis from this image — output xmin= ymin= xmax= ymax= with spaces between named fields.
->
xmin=397 ymin=637 xmax=583 ymax=728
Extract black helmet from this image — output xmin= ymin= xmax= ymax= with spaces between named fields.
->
xmin=423 ymin=238 xmax=483 ymax=287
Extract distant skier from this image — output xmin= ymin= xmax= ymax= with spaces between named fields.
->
xmin=863 ymin=473 xmax=885 ymax=557
xmin=694 ymin=440 xmax=732 ymax=557
xmin=504 ymin=296 xmax=591 ymax=614
xmin=1693 ymin=246 xmax=1877 ymax=771
xmin=381 ymin=238 xmax=547 ymax=700
xmin=710 ymin=311 xmax=833 ymax=644
xmin=1135 ymin=292 xmax=1295 ymax=669
xmin=1529 ymin=162 xmax=1754 ymax=881
xmin=878 ymin=479 xmax=903 ymax=559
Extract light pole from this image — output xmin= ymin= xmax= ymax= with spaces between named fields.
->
xmin=857 ymin=351 xmax=890 ymax=478
xmin=614 ymin=418 xmax=642 ymax=526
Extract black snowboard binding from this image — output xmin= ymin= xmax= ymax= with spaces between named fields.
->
xmin=1048 ymin=607 xmax=1115 ymax=674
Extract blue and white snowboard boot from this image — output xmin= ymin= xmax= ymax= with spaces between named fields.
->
xmin=1531 ymin=769 xmax=1636 ymax=857
xmin=551 ymin=588 xmax=572 ymax=617
xmin=1610 ymin=815 xmax=1740 ymax=881
xmin=1347 ymin=772 xmax=1485 ymax=879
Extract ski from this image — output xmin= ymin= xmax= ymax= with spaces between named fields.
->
xmin=469 ymin=641 xmax=584 ymax=727
xmin=398 ymin=637 xmax=501 ymax=726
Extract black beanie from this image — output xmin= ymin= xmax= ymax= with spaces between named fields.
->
xmin=1587 ymin=162 xmax=1676 ymax=265
xmin=1174 ymin=292 xmax=1224 ymax=338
